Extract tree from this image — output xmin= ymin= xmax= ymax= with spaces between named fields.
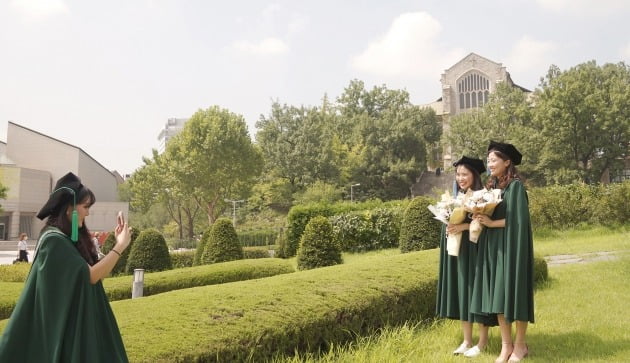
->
xmin=296 ymin=216 xmax=342 ymax=270
xmin=200 ymin=218 xmax=243 ymax=264
xmin=125 ymin=229 xmax=172 ymax=273
xmin=127 ymin=150 xmax=200 ymax=239
xmin=337 ymin=80 xmax=441 ymax=199
xmin=534 ymin=61 xmax=630 ymax=183
xmin=167 ymin=106 xmax=263 ymax=224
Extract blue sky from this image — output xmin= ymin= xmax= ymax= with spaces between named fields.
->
xmin=1 ymin=0 xmax=628 ymax=175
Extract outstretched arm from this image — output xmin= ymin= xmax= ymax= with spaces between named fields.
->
xmin=88 ymin=212 xmax=131 ymax=284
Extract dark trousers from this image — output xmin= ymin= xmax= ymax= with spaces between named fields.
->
xmin=18 ymin=250 xmax=28 ymax=262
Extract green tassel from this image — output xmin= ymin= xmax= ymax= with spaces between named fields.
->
xmin=71 ymin=210 xmax=79 ymax=243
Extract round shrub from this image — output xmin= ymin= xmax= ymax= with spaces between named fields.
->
xmin=193 ymin=228 xmax=212 ymax=266
xmin=399 ymin=196 xmax=441 ymax=252
xmin=297 ymin=216 xmax=342 ymax=270
xmin=201 ymin=218 xmax=243 ymax=264
xmin=126 ymin=229 xmax=172 ymax=273
xmin=102 ymin=228 xmax=141 ymax=275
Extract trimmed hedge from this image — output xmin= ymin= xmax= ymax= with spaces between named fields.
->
xmin=0 ymin=264 xmax=31 ymax=283
xmin=193 ymin=227 xmax=211 ymax=266
xmin=399 ymin=196 xmax=442 ymax=252
xmin=297 ymin=216 xmax=342 ymax=270
xmin=284 ymin=200 xmax=409 ymax=257
xmin=57 ymin=250 xmax=547 ymax=362
xmin=528 ymin=181 xmax=630 ymax=230
xmin=126 ymin=229 xmax=172 ymax=273
xmin=330 ymin=207 xmax=403 ymax=252
xmin=237 ymin=229 xmax=279 ymax=247
xmin=0 ymin=258 xmax=295 ymax=320
xmin=242 ymin=247 xmax=271 ymax=259
xmin=170 ymin=250 xmax=195 ymax=268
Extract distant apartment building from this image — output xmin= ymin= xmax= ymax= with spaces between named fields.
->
xmin=0 ymin=122 xmax=128 ymax=240
xmin=157 ymin=118 xmax=188 ymax=151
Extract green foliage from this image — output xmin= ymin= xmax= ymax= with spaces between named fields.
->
xmin=399 ymin=196 xmax=442 ymax=252
xmin=284 ymin=199 xmax=407 ymax=257
xmin=237 ymin=229 xmax=278 ymax=247
xmin=534 ymin=61 xmax=630 ymax=184
xmin=0 ymin=264 xmax=31 ymax=282
xmin=201 ymin=218 xmax=243 ymax=264
xmin=242 ymin=246 xmax=271 ymax=259
xmin=294 ymin=180 xmax=343 ymax=204
xmin=193 ymin=227 xmax=211 ymax=266
xmin=126 ymin=229 xmax=172 ymax=273
xmin=0 ymin=259 xmax=295 ymax=319
xmin=170 ymin=250 xmax=195 ymax=268
xmin=528 ymin=181 xmax=630 ymax=229
xmin=297 ymin=216 xmax=342 ymax=270
xmin=171 ymin=106 xmax=263 ymax=224
xmin=330 ymin=207 xmax=403 ymax=252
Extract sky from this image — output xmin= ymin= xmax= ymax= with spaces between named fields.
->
xmin=1 ymin=0 xmax=629 ymax=176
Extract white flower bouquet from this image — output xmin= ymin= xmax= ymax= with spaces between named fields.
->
xmin=427 ymin=191 xmax=467 ymax=256
xmin=463 ymin=188 xmax=503 ymax=242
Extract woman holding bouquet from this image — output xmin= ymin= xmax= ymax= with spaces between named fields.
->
xmin=471 ymin=141 xmax=534 ymax=363
xmin=436 ymin=156 xmax=496 ymax=357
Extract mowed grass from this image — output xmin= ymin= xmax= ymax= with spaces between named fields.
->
xmin=274 ymin=227 xmax=630 ymax=363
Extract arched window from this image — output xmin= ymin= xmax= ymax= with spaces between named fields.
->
xmin=457 ymin=72 xmax=490 ymax=110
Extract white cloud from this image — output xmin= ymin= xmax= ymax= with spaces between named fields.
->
xmin=621 ymin=42 xmax=630 ymax=62
xmin=350 ymin=12 xmax=464 ymax=79
xmin=505 ymin=36 xmax=557 ymax=76
xmin=536 ymin=0 xmax=628 ymax=16
xmin=232 ymin=37 xmax=289 ymax=56
xmin=10 ymin=0 xmax=69 ymax=21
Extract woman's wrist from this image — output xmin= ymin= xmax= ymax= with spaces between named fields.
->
xmin=110 ymin=249 xmax=121 ymax=257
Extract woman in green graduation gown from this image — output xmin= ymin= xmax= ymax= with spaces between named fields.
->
xmin=0 ymin=172 xmax=132 ymax=363
xmin=471 ymin=142 xmax=534 ymax=363
xmin=436 ymin=156 xmax=497 ymax=357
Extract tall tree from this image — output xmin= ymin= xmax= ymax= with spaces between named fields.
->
xmin=169 ymin=106 xmax=263 ymax=224
xmin=534 ymin=61 xmax=630 ymax=183
xmin=337 ymin=80 xmax=441 ymax=199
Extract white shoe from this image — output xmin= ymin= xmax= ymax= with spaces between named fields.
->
xmin=453 ymin=343 xmax=472 ymax=355
xmin=464 ymin=345 xmax=483 ymax=358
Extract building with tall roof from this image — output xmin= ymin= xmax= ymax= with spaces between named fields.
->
xmin=0 ymin=122 xmax=128 ymax=240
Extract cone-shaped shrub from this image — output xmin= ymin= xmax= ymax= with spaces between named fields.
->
xmin=193 ymin=228 xmax=212 ymax=266
xmin=399 ymin=196 xmax=441 ymax=252
xmin=201 ymin=218 xmax=243 ymax=264
xmin=297 ymin=216 xmax=342 ymax=270
xmin=126 ymin=229 xmax=172 ymax=273
xmin=101 ymin=228 xmax=140 ymax=275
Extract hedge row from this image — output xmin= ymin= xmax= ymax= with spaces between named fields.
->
xmin=237 ymin=229 xmax=279 ymax=247
xmin=284 ymin=200 xmax=409 ymax=257
xmin=0 ymin=258 xmax=294 ymax=320
xmin=39 ymin=250 xmax=546 ymax=362
xmin=528 ymin=181 xmax=630 ymax=230
xmin=330 ymin=207 xmax=404 ymax=252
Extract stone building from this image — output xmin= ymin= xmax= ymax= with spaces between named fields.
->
xmin=412 ymin=53 xmax=530 ymax=195
xmin=0 ymin=122 xmax=128 ymax=240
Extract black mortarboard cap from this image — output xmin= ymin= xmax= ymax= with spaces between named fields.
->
xmin=37 ymin=172 xmax=83 ymax=220
xmin=453 ymin=156 xmax=486 ymax=175
xmin=487 ymin=141 xmax=522 ymax=165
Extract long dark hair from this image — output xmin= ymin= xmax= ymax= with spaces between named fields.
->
xmin=42 ymin=187 xmax=98 ymax=265
xmin=456 ymin=164 xmax=484 ymax=192
xmin=486 ymin=149 xmax=522 ymax=189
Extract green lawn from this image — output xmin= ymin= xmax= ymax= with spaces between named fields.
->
xmin=274 ymin=226 xmax=630 ymax=362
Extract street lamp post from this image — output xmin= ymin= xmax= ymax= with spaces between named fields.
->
xmin=350 ymin=183 xmax=360 ymax=202
xmin=224 ymin=199 xmax=245 ymax=226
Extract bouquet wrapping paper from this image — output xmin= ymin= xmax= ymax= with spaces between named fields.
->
xmin=427 ymin=191 xmax=466 ymax=256
xmin=463 ymin=188 xmax=502 ymax=242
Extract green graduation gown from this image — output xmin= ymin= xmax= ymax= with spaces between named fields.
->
xmin=470 ymin=180 xmax=535 ymax=323
xmin=436 ymin=223 xmax=497 ymax=326
xmin=0 ymin=228 xmax=128 ymax=363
